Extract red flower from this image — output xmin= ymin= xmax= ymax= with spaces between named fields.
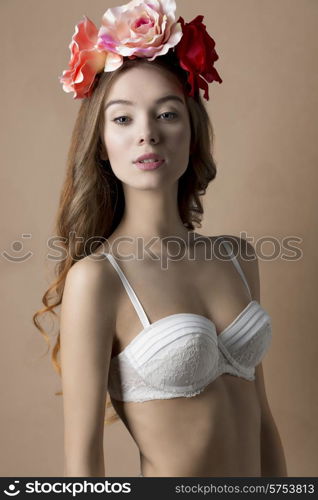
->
xmin=175 ymin=15 xmax=222 ymax=101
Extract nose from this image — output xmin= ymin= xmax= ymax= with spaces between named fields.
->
xmin=137 ymin=117 xmax=160 ymax=145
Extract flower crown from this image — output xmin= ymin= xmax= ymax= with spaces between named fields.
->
xmin=59 ymin=0 xmax=222 ymax=101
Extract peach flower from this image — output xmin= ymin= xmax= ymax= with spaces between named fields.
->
xmin=59 ymin=16 xmax=108 ymax=99
xmin=96 ymin=0 xmax=183 ymax=72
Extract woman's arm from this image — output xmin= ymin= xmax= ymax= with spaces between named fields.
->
xmin=233 ymin=235 xmax=288 ymax=477
xmin=60 ymin=257 xmax=115 ymax=477
xmin=255 ymin=363 xmax=288 ymax=477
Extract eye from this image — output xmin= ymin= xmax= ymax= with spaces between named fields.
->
xmin=112 ymin=116 xmax=131 ymax=125
xmin=112 ymin=111 xmax=178 ymax=126
xmin=159 ymin=111 xmax=178 ymax=120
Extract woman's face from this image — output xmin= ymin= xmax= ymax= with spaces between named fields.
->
xmin=102 ymin=65 xmax=192 ymax=190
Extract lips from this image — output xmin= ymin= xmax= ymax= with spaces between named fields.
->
xmin=134 ymin=153 xmax=164 ymax=163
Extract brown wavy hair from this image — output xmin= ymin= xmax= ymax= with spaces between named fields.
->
xmin=32 ymin=51 xmax=218 ymax=425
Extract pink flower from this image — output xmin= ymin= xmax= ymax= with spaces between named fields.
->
xmin=96 ymin=0 xmax=183 ymax=72
xmin=59 ymin=16 xmax=107 ymax=99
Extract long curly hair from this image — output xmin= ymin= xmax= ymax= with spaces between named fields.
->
xmin=33 ymin=51 xmax=218 ymax=425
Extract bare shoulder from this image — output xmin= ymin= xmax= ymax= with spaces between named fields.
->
xmin=208 ymin=234 xmax=261 ymax=302
xmin=65 ymin=253 xmax=119 ymax=303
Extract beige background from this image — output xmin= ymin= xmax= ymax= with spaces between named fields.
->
xmin=1 ymin=0 xmax=317 ymax=477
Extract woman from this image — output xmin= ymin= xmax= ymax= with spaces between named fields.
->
xmin=33 ymin=0 xmax=287 ymax=477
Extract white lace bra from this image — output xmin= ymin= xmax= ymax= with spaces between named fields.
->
xmin=104 ymin=239 xmax=272 ymax=402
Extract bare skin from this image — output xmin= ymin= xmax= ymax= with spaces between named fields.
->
xmin=93 ymin=232 xmax=263 ymax=477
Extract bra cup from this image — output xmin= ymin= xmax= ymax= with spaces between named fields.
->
xmin=127 ymin=332 xmax=219 ymax=394
xmin=233 ymin=321 xmax=272 ymax=368
xmin=222 ymin=317 xmax=272 ymax=369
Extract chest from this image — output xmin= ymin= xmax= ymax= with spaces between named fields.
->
xmin=111 ymin=255 xmax=252 ymax=358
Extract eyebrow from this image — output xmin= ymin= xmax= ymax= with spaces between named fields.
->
xmin=104 ymin=94 xmax=185 ymax=111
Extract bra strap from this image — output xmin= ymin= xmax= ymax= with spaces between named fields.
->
xmin=220 ymin=238 xmax=253 ymax=301
xmin=103 ymin=253 xmax=150 ymax=329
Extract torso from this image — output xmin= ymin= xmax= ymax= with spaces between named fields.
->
xmin=94 ymin=232 xmax=262 ymax=476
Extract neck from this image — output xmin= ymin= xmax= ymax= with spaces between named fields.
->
xmin=108 ymin=183 xmax=195 ymax=256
